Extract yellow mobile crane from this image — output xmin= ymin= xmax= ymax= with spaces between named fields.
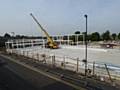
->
xmin=30 ymin=13 xmax=59 ymax=49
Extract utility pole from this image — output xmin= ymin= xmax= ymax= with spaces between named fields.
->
xmin=84 ymin=14 xmax=88 ymax=77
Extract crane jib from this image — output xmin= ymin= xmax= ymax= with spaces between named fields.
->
xmin=30 ymin=13 xmax=59 ymax=49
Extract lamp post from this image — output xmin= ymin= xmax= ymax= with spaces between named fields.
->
xmin=84 ymin=14 xmax=88 ymax=77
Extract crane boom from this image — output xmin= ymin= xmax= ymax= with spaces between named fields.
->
xmin=30 ymin=13 xmax=58 ymax=49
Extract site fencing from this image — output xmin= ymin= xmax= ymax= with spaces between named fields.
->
xmin=6 ymin=48 xmax=120 ymax=81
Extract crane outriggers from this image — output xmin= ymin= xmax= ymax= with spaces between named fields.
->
xmin=30 ymin=13 xmax=59 ymax=49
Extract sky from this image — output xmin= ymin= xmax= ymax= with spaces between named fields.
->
xmin=0 ymin=0 xmax=120 ymax=36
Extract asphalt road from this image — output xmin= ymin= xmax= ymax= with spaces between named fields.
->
xmin=0 ymin=66 xmax=38 ymax=90
xmin=0 ymin=54 xmax=77 ymax=90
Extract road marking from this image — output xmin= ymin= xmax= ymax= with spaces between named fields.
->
xmin=0 ymin=54 xmax=86 ymax=90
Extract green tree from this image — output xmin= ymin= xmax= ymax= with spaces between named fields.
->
xmin=16 ymin=35 xmax=21 ymax=39
xmin=63 ymin=36 xmax=67 ymax=40
xmin=118 ymin=33 xmax=120 ymax=40
xmin=101 ymin=30 xmax=111 ymax=41
xmin=91 ymin=32 xmax=100 ymax=41
xmin=75 ymin=31 xmax=80 ymax=34
xmin=111 ymin=33 xmax=117 ymax=40
xmin=69 ymin=35 xmax=76 ymax=45
xmin=87 ymin=34 xmax=91 ymax=41
xmin=82 ymin=32 xmax=92 ymax=41
xmin=4 ymin=33 xmax=11 ymax=38
xmin=78 ymin=35 xmax=83 ymax=41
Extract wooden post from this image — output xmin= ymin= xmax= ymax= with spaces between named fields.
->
xmin=52 ymin=55 xmax=55 ymax=67
xmin=62 ymin=56 xmax=66 ymax=69
xmin=76 ymin=58 xmax=79 ymax=72
xmin=93 ymin=61 xmax=95 ymax=76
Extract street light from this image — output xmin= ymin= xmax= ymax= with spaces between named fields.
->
xmin=84 ymin=14 xmax=88 ymax=77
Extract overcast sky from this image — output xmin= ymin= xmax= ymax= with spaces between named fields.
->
xmin=0 ymin=0 xmax=120 ymax=36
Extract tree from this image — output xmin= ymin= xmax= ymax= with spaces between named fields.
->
xmin=118 ymin=33 xmax=120 ymax=40
xmin=91 ymin=32 xmax=100 ymax=41
xmin=63 ymin=36 xmax=67 ymax=40
xmin=16 ymin=35 xmax=21 ymax=39
xmin=87 ymin=34 xmax=91 ymax=41
xmin=111 ymin=33 xmax=117 ymax=40
xmin=4 ymin=33 xmax=11 ymax=38
xmin=75 ymin=31 xmax=80 ymax=34
xmin=69 ymin=35 xmax=76 ymax=45
xmin=101 ymin=30 xmax=111 ymax=41
xmin=74 ymin=31 xmax=81 ymax=43
xmin=78 ymin=35 xmax=83 ymax=41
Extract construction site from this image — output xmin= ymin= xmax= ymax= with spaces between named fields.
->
xmin=1 ymin=0 xmax=120 ymax=90
xmin=1 ymin=13 xmax=119 ymax=90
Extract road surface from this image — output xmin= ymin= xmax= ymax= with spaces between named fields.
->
xmin=0 ymin=54 xmax=78 ymax=90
